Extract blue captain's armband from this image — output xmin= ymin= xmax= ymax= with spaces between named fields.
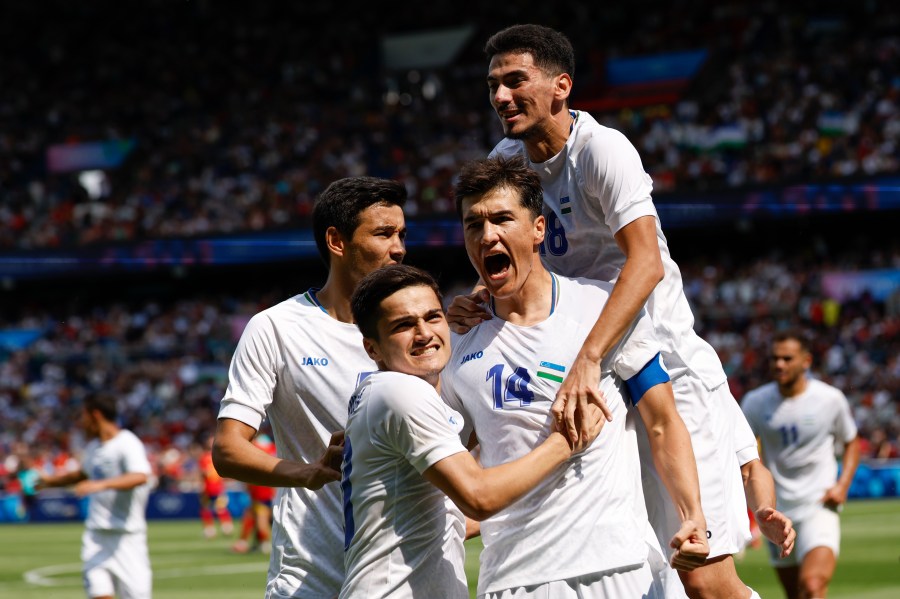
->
xmin=624 ymin=353 xmax=670 ymax=405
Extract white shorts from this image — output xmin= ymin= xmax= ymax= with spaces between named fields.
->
xmin=637 ymin=376 xmax=750 ymax=560
xmin=769 ymin=506 xmax=840 ymax=567
xmin=480 ymin=561 xmax=661 ymax=599
xmin=82 ymin=529 xmax=152 ymax=599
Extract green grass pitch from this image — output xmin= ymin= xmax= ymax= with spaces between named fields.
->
xmin=1 ymin=499 xmax=897 ymax=598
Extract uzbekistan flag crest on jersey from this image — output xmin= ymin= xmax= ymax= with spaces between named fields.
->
xmin=560 ymin=197 xmax=572 ymax=215
xmin=537 ymin=361 xmax=566 ymax=383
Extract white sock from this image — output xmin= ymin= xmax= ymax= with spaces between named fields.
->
xmin=747 ymin=588 xmax=761 ymax=599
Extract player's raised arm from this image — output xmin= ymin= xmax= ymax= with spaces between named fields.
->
xmin=213 ymin=418 xmax=342 ymax=490
xmin=553 ymin=215 xmax=663 ymax=443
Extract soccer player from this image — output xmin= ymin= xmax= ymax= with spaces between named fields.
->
xmin=742 ymin=330 xmax=860 ymax=599
xmin=198 ymin=434 xmax=234 ymax=539
xmin=444 ymin=155 xmax=708 ymax=597
xmin=38 ymin=392 xmax=153 ymax=599
xmin=212 ymin=176 xmax=407 ymax=598
xmin=447 ymin=24 xmax=781 ymax=599
xmin=341 ymin=264 xmax=606 ymax=598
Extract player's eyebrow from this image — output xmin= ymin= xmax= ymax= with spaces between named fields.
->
xmin=463 ymin=209 xmax=514 ymax=225
xmin=487 ymin=67 xmax=528 ymax=82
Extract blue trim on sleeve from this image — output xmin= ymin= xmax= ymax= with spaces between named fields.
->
xmin=625 ymin=353 xmax=670 ymax=406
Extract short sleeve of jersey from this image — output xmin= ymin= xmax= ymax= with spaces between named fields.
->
xmin=120 ymin=431 xmax=152 ymax=476
xmin=726 ymin=395 xmax=759 ymax=466
xmin=609 ymin=306 xmax=663 ymax=381
xmin=740 ymin=392 xmax=761 ymax=437
xmin=218 ymin=311 xmax=280 ymax=430
xmin=440 ymin=338 xmax=475 ymax=445
xmin=378 ymin=375 xmax=468 ymax=475
xmin=579 ymin=127 xmax=655 ymax=236
xmin=833 ymin=389 xmax=858 ymax=444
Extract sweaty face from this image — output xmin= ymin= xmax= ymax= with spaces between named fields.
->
xmin=769 ymin=339 xmax=811 ymax=390
xmin=366 ymin=285 xmax=451 ymax=387
xmin=487 ymin=52 xmax=561 ymax=140
xmin=345 ymin=203 xmax=407 ymax=283
xmin=461 ymin=186 xmax=545 ymax=300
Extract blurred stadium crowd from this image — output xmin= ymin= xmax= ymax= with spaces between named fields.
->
xmin=1 ymin=1 xmax=899 ymax=494
xmin=1 ymin=1 xmax=899 ymax=248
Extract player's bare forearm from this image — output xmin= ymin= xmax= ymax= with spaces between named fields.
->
xmin=426 ymin=431 xmax=570 ymax=520
xmin=213 ymin=418 xmax=342 ymax=489
xmin=741 ymin=458 xmax=796 ymax=556
xmin=74 ymin=472 xmax=148 ymax=496
xmin=825 ymin=436 xmax=861 ymax=506
xmin=636 ymin=384 xmax=705 ymax=528
xmin=38 ymin=469 xmax=87 ymax=489
xmin=740 ymin=458 xmax=777 ymax=513
xmin=553 ymin=216 xmax=663 ymax=441
xmin=424 ymin=412 xmax=605 ymax=522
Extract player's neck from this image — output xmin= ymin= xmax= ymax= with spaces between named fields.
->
xmin=315 ymin=275 xmax=355 ymax=324
xmin=779 ymin=377 xmax=808 ymax=399
xmin=523 ymin=109 xmax=573 ymax=163
xmin=492 ymin=266 xmax=554 ymax=326
xmin=98 ymin=422 xmax=120 ymax=442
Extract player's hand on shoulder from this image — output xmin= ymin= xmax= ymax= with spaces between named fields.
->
xmin=669 ymin=519 xmax=709 ymax=572
xmin=755 ymin=506 xmax=795 ymax=558
xmin=446 ymin=288 xmax=491 ymax=334
xmin=552 ymin=355 xmax=612 ymax=447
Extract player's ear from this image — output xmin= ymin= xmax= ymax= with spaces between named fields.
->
xmin=325 ymin=226 xmax=346 ymax=259
xmin=362 ymin=337 xmax=381 ymax=363
xmin=555 ymin=73 xmax=572 ymax=102
xmin=533 ymin=214 xmax=546 ymax=247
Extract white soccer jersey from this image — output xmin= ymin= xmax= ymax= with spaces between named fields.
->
xmin=341 ymin=371 xmax=469 ymax=599
xmin=742 ymin=379 xmax=858 ymax=521
xmin=442 ymin=274 xmax=661 ymax=595
xmin=218 ymin=289 xmax=378 ymax=598
xmin=491 ymin=111 xmax=726 ymax=388
xmin=81 ymin=429 xmax=151 ymax=533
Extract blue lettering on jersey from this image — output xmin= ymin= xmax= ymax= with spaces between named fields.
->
xmin=342 ymin=438 xmax=355 ymax=550
xmin=301 ymin=357 xmax=330 ymax=366
xmin=460 ymin=350 xmax=484 ymax=365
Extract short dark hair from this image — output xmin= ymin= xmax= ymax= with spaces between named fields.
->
xmin=83 ymin=392 xmax=118 ymax=422
xmin=351 ymin=264 xmax=443 ymax=340
xmin=312 ymin=177 xmax=407 ymax=267
xmin=453 ymin=155 xmax=544 ymax=219
xmin=484 ymin=24 xmax=575 ymax=78
xmin=773 ymin=329 xmax=812 ymax=353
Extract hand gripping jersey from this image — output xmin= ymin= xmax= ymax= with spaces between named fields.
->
xmin=742 ymin=379 xmax=858 ymax=521
xmin=218 ymin=289 xmax=378 ymax=598
xmin=442 ymin=274 xmax=663 ymax=595
xmin=341 ymin=371 xmax=469 ymax=599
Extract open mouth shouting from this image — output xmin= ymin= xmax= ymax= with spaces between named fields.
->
xmin=484 ymin=252 xmax=511 ymax=281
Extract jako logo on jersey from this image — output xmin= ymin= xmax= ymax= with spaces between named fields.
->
xmin=301 ymin=357 xmax=329 ymax=366
xmin=460 ymin=350 xmax=484 ymax=365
